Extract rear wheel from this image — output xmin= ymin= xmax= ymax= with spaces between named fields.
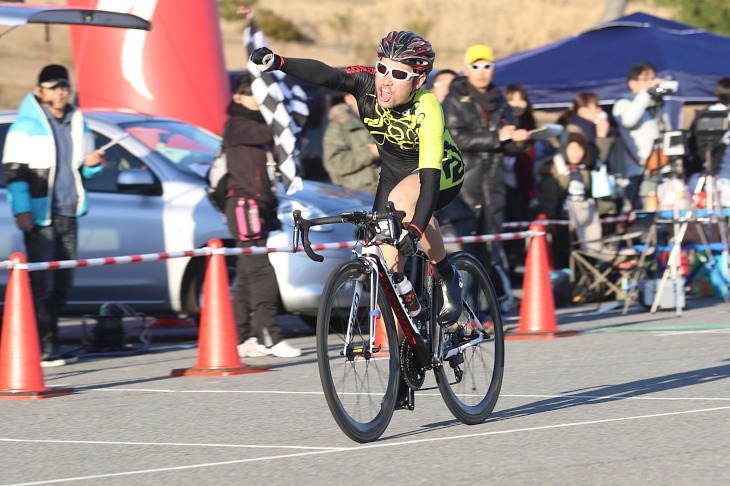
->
xmin=317 ymin=259 xmax=399 ymax=443
xmin=435 ymin=252 xmax=504 ymax=424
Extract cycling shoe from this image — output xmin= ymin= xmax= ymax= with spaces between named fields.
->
xmin=437 ymin=265 xmax=463 ymax=327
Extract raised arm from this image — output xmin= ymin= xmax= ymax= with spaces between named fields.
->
xmin=251 ymin=47 xmax=356 ymax=92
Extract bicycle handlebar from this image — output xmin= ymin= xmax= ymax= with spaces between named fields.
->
xmin=293 ymin=202 xmax=405 ymax=262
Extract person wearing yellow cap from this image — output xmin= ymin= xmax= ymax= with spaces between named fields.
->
xmin=441 ymin=44 xmax=531 ymax=313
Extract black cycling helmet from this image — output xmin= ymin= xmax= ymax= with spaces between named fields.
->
xmin=377 ymin=31 xmax=435 ymax=74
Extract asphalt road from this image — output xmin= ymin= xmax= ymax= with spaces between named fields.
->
xmin=1 ymin=296 xmax=729 ymax=485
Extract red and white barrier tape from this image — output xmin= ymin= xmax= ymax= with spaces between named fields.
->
xmin=443 ymin=231 xmax=536 ymax=243
xmin=23 ymin=248 xmax=209 ymax=272
xmin=502 ymin=213 xmax=632 ymax=229
xmin=1 ymin=230 xmax=540 ymax=272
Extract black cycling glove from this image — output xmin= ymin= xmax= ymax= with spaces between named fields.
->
xmin=250 ymin=47 xmax=283 ymax=72
xmin=396 ymin=228 xmax=421 ymax=257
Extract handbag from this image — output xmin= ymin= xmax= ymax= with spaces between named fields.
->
xmin=590 ymin=161 xmax=615 ymax=198
xmin=616 ymin=130 xmax=668 ymax=175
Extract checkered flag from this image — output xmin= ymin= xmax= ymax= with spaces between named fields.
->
xmin=243 ymin=17 xmax=309 ymax=194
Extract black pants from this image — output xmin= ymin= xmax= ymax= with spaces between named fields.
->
xmin=23 ymin=215 xmax=77 ymax=355
xmin=225 ymin=198 xmax=281 ymax=346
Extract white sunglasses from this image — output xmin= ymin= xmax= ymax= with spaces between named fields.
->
xmin=468 ymin=62 xmax=494 ymax=71
xmin=376 ymin=61 xmax=420 ymax=81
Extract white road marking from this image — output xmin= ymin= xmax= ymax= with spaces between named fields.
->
xmin=3 ymin=404 xmax=730 ymax=485
xmin=0 ymin=438 xmax=341 ymax=451
xmin=76 ymin=388 xmax=730 ymax=402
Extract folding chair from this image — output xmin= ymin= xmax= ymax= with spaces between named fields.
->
xmin=568 ymin=201 xmax=651 ymax=303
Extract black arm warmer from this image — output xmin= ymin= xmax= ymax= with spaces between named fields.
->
xmin=281 ymin=58 xmax=356 ymax=92
xmin=410 ymin=168 xmax=440 ymax=235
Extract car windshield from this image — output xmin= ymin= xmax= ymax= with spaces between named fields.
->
xmin=119 ymin=119 xmax=220 ymax=179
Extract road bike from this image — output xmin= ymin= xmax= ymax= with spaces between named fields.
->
xmin=293 ymin=203 xmax=504 ymax=443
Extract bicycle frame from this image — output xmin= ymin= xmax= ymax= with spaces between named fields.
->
xmin=358 ymin=245 xmax=432 ymax=366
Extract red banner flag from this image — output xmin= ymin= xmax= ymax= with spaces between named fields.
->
xmin=67 ymin=0 xmax=229 ymax=135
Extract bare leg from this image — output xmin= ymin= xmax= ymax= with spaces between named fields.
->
xmin=379 ymin=173 xmax=447 ymax=273
xmin=419 ymin=217 xmax=447 ymax=266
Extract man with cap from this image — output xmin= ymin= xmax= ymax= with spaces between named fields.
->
xmin=2 ymin=64 xmax=104 ymax=367
xmin=441 ymin=45 xmax=530 ymax=313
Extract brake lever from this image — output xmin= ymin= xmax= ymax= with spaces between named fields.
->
xmin=292 ymin=210 xmax=302 ymax=254
xmin=292 ymin=209 xmax=324 ymax=262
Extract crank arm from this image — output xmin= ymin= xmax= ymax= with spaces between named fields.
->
xmin=442 ymin=331 xmax=486 ymax=361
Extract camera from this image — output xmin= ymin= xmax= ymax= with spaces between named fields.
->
xmin=648 ymin=80 xmax=679 ymax=99
xmin=662 ymin=130 xmax=686 ymax=157
xmin=693 ymin=108 xmax=729 ymax=151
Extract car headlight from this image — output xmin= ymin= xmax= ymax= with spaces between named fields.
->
xmin=277 ymin=200 xmax=333 ymax=232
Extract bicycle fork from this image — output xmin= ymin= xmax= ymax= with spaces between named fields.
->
xmin=341 ymin=253 xmax=383 ymax=359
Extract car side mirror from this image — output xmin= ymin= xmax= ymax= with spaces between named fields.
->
xmin=116 ymin=168 xmax=160 ymax=195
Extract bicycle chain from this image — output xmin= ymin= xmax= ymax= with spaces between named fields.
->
xmin=399 ymin=341 xmax=426 ymax=390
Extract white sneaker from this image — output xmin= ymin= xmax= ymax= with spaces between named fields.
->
xmin=40 ymin=355 xmax=79 ymax=368
xmin=237 ymin=337 xmax=271 ymax=358
xmin=268 ymin=340 xmax=302 ymax=358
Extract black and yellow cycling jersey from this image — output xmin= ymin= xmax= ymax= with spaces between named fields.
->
xmin=281 ymin=58 xmax=464 ymax=235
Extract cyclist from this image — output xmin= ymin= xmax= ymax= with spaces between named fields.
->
xmin=251 ymin=31 xmax=465 ymax=326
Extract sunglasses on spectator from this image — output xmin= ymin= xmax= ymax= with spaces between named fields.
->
xmin=44 ymin=83 xmax=71 ymax=91
xmin=376 ymin=61 xmax=420 ymax=81
xmin=468 ymin=62 xmax=493 ymax=71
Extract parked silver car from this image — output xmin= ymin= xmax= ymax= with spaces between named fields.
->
xmin=0 ymin=109 xmax=373 ymax=320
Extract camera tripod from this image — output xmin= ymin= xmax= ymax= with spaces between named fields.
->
xmin=622 ymin=156 xmax=730 ymax=315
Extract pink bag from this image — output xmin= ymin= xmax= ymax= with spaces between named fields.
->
xmin=235 ymin=198 xmax=263 ymax=240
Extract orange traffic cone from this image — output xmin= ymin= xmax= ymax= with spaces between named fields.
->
xmin=0 ymin=253 xmax=74 ymax=399
xmin=171 ymin=239 xmax=269 ymax=376
xmin=372 ymin=308 xmax=390 ymax=357
xmin=507 ymin=223 xmax=578 ymax=340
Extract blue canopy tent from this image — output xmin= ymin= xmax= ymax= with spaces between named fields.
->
xmin=493 ymin=12 xmax=730 ymax=112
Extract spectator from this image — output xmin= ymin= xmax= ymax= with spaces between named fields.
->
xmin=554 ymin=132 xmax=602 ymax=252
xmin=502 ymin=84 xmax=542 ymax=221
xmin=557 ymin=91 xmax=618 ymax=215
xmin=429 ymin=69 xmax=457 ymax=104
xmin=558 ymin=91 xmax=614 ymax=165
xmin=536 ymin=133 xmax=594 ymax=241
xmin=2 ymin=64 xmax=104 ymax=367
xmin=612 ymin=62 xmax=671 ymax=210
xmin=223 ymin=73 xmax=301 ymax=359
xmin=501 ymin=84 xmax=546 ymax=274
xmin=442 ymin=44 xmax=530 ymax=311
xmin=322 ymin=93 xmax=381 ymax=194
xmin=554 ymin=132 xmax=593 ymax=204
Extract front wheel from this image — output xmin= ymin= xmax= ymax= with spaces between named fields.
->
xmin=317 ymin=259 xmax=400 ymax=443
xmin=435 ymin=252 xmax=505 ymax=425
